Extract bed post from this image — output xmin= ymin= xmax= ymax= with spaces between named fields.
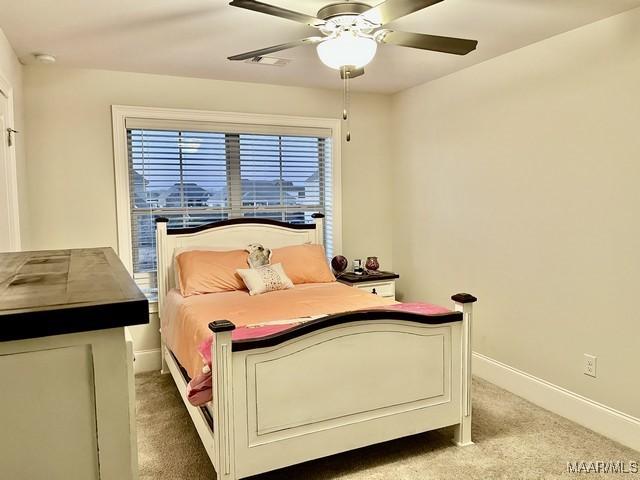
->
xmin=209 ymin=320 xmax=237 ymax=480
xmin=155 ymin=217 xmax=169 ymax=374
xmin=451 ymin=293 xmax=477 ymax=446
xmin=311 ymin=213 xmax=324 ymax=245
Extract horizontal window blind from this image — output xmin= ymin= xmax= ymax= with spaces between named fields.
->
xmin=125 ymin=117 xmax=331 ymax=138
xmin=127 ymin=126 xmax=333 ymax=300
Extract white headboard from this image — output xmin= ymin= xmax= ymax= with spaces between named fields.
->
xmin=155 ymin=215 xmax=324 ymax=312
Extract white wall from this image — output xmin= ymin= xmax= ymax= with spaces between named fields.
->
xmin=0 ymin=27 xmax=28 ymax=246
xmin=23 ymin=66 xmax=394 ymax=353
xmin=391 ymin=7 xmax=640 ymax=418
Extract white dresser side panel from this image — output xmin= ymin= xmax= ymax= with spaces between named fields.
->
xmin=0 ymin=345 xmax=100 ymax=480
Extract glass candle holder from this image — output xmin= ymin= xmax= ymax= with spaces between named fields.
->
xmin=365 ymin=256 xmax=379 ymax=272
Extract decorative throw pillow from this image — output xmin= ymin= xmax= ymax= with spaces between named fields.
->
xmin=246 ymin=243 xmax=272 ymax=268
xmin=236 ymin=263 xmax=294 ymax=296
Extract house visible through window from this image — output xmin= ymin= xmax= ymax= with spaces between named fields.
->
xmin=127 ymin=128 xmax=333 ymax=299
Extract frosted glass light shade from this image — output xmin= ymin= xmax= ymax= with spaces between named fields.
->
xmin=316 ymin=32 xmax=377 ymax=70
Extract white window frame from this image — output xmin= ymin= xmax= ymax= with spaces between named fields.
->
xmin=111 ymin=105 xmax=342 ymax=305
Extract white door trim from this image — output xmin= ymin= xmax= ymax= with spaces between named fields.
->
xmin=473 ymin=351 xmax=640 ymax=452
xmin=0 ymin=71 xmax=21 ymax=251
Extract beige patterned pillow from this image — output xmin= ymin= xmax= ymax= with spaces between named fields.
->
xmin=236 ymin=263 xmax=294 ymax=296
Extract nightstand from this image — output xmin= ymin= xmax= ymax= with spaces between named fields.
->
xmin=337 ymin=271 xmax=399 ymax=300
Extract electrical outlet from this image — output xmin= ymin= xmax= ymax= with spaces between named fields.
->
xmin=584 ymin=354 xmax=597 ymax=378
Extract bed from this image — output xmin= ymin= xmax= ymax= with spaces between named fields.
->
xmin=155 ymin=215 xmax=476 ymax=480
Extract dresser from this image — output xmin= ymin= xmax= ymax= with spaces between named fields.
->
xmin=0 ymin=248 xmax=148 ymax=480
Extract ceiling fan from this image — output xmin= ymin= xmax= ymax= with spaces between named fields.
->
xmin=227 ymin=0 xmax=478 ymax=78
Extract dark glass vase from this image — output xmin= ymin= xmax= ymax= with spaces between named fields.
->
xmin=365 ymin=256 xmax=379 ymax=272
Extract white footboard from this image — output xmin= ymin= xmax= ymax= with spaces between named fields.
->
xmin=208 ymin=296 xmax=476 ymax=480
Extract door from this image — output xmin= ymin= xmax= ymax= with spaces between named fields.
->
xmin=0 ymin=85 xmax=18 ymax=251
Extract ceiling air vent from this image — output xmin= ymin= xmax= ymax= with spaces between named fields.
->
xmin=244 ymin=56 xmax=290 ymax=67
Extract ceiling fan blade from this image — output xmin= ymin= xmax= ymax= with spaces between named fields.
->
xmin=229 ymin=0 xmax=325 ymax=27
xmin=228 ymin=37 xmax=323 ymax=61
xmin=360 ymin=0 xmax=444 ymax=25
xmin=378 ymin=30 xmax=477 ymax=55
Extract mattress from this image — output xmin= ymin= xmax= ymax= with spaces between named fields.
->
xmin=162 ymin=282 xmax=397 ymax=378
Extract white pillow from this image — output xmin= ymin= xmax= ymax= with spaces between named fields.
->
xmin=236 ymin=263 xmax=294 ymax=296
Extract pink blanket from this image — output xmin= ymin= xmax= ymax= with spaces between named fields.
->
xmin=186 ymin=302 xmax=452 ymax=406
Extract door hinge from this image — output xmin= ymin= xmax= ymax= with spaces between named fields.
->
xmin=6 ymin=128 xmax=18 ymax=147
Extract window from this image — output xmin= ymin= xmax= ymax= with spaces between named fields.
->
xmin=113 ymin=108 xmax=340 ymax=302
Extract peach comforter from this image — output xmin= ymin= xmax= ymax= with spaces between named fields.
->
xmin=162 ymin=282 xmax=397 ymax=378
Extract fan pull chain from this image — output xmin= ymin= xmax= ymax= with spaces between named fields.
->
xmin=343 ymin=70 xmax=351 ymax=142
xmin=342 ymin=70 xmax=348 ymax=121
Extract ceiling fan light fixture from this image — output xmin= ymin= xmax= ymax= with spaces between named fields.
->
xmin=316 ymin=31 xmax=377 ymax=70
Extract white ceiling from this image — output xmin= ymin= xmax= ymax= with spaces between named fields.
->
xmin=1 ymin=0 xmax=639 ymax=93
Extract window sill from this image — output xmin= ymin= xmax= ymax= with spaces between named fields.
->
xmin=148 ymin=301 xmax=159 ymax=315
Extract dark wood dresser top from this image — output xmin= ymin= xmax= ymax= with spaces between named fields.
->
xmin=0 ymin=247 xmax=149 ymax=341
xmin=337 ymin=271 xmax=400 ymax=284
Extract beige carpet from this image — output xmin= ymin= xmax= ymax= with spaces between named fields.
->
xmin=136 ymin=373 xmax=637 ymax=479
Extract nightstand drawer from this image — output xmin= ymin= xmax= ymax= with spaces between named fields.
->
xmin=356 ymin=281 xmax=395 ymax=298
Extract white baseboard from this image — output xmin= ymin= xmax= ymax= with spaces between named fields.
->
xmin=473 ymin=352 xmax=640 ymax=452
xmin=133 ymin=348 xmax=162 ymax=374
